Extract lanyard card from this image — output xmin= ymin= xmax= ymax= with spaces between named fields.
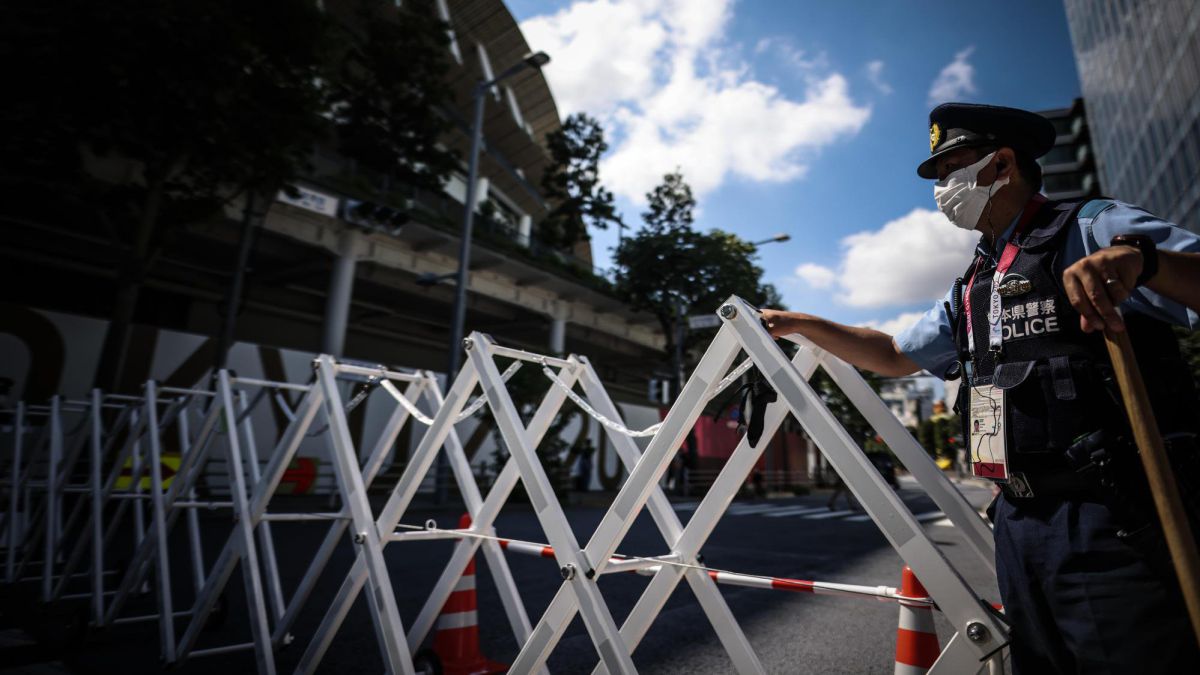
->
xmin=969 ymin=384 xmax=1008 ymax=480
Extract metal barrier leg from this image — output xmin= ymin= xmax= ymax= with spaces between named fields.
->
xmin=6 ymin=402 xmax=25 ymax=583
xmin=216 ymin=372 xmax=276 ymax=675
xmin=41 ymin=397 xmax=63 ymax=601
xmin=577 ymin=356 xmax=778 ymax=675
xmin=402 ymin=369 xmax=576 ymax=661
xmin=313 ymin=356 xmax=412 ymax=675
xmin=294 ymin=364 xmax=485 ymax=675
xmin=505 ymin=327 xmax=741 ymax=674
xmin=90 ymin=390 xmax=106 ymax=626
xmin=176 ymin=381 xmax=324 ymax=666
xmin=806 ymin=344 xmax=995 ymax=572
xmin=718 ymin=297 xmax=1007 ymax=672
xmin=237 ymin=391 xmax=285 ymax=624
xmin=52 ymin=405 xmax=137 ymax=602
xmin=145 ymin=382 xmax=178 ymax=663
xmin=271 ymin=378 xmax=425 ymax=649
xmin=179 ymin=409 xmax=206 ymax=596
xmin=107 ymin=400 xmax=221 ymax=626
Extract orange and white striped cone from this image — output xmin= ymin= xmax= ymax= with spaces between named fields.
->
xmin=894 ymin=566 xmax=940 ymax=674
xmin=431 ymin=514 xmax=507 ymax=675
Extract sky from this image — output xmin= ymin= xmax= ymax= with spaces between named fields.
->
xmin=507 ymin=0 xmax=1082 ymax=333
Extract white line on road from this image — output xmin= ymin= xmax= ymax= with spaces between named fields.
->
xmin=726 ymin=504 xmax=782 ymax=515
xmin=761 ymin=506 xmax=829 ymax=518
xmin=803 ymin=509 xmax=857 ymax=520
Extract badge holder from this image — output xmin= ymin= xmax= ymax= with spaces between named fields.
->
xmin=969 ymin=383 xmax=1009 ymax=481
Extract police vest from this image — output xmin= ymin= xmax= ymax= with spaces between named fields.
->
xmin=953 ymin=199 xmax=1199 ymax=472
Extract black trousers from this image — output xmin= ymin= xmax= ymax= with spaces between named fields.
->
xmin=992 ymin=494 xmax=1198 ymax=673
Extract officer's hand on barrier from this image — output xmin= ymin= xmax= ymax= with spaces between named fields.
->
xmin=1062 ymin=246 xmax=1143 ymax=333
xmin=761 ymin=309 xmax=799 ymax=338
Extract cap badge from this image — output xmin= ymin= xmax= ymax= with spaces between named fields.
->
xmin=929 ymin=122 xmax=941 ymax=152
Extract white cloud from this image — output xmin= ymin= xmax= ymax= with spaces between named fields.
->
xmin=862 ymin=311 xmax=927 ymax=337
xmin=927 ymin=46 xmax=976 ymax=105
xmin=755 ymin=37 xmax=829 ymax=73
xmin=520 ymin=1 xmax=871 ymax=202
xmin=794 ymin=262 xmax=836 ymax=289
xmin=790 ymin=208 xmax=978 ymax=309
xmin=865 ymin=60 xmax=892 ymax=95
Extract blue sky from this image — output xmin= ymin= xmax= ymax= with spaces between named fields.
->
xmin=510 ymin=0 xmax=1081 ymax=331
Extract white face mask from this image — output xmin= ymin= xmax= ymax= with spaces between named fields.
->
xmin=933 ymin=152 xmax=1008 ymax=230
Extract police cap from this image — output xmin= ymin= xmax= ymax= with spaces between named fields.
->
xmin=917 ymin=102 xmax=1057 ymax=179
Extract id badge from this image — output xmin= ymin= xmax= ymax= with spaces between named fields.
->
xmin=969 ymin=384 xmax=1008 ymax=480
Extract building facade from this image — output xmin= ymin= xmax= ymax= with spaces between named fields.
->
xmin=1038 ymin=98 xmax=1102 ymax=201
xmin=1062 ymin=0 xmax=1200 ymax=231
xmin=1 ymin=0 xmax=666 ymax=405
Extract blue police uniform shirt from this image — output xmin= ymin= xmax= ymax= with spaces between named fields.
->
xmin=894 ymin=199 xmax=1200 ymax=378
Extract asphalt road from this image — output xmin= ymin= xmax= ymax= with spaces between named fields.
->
xmin=3 ymin=475 xmax=999 ymax=675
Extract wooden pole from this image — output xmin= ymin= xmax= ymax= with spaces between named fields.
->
xmin=1104 ymin=328 xmax=1200 ymax=645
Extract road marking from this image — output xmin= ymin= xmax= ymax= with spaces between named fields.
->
xmin=803 ymin=509 xmax=857 ymax=520
xmin=726 ymin=504 xmax=781 ymax=515
xmin=762 ymin=506 xmax=828 ymax=518
xmin=915 ymin=511 xmax=946 ymax=522
xmin=672 ymin=502 xmax=701 ymax=511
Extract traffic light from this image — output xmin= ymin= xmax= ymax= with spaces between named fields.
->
xmin=648 ymin=377 xmax=670 ymax=405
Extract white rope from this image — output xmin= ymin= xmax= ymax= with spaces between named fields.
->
xmin=540 ymin=364 xmax=663 ymax=438
xmin=538 ymin=357 xmax=755 ymax=439
xmin=379 ymin=362 xmax=523 ymax=426
xmin=712 ymin=358 xmax=755 ymax=398
xmin=454 ymin=362 xmax=522 ymax=421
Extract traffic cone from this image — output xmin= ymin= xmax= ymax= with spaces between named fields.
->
xmin=431 ymin=514 xmax=507 ymax=675
xmin=894 ymin=566 xmax=940 ymax=674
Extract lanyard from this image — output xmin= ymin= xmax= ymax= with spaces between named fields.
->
xmin=964 ymin=195 xmax=1047 ymax=355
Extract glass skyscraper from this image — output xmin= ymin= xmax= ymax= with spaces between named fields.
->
xmin=1062 ymin=0 xmax=1200 ymax=232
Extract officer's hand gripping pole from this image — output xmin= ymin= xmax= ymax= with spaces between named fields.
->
xmin=1104 ymin=325 xmax=1200 ymax=645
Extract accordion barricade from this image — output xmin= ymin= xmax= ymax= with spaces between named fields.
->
xmin=1 ymin=297 xmax=1008 ymax=674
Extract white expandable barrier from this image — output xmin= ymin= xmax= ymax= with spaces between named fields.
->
xmin=3 ymin=296 xmax=1008 ymax=674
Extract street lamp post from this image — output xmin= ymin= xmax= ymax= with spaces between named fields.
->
xmin=750 ymin=233 xmax=791 ymax=247
xmin=435 ymin=51 xmax=550 ymax=503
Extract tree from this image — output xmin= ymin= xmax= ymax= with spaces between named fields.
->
xmin=1 ymin=0 xmax=458 ymax=390
xmin=538 ymin=113 xmax=623 ymax=249
xmin=329 ymin=0 xmax=458 ymax=194
xmin=613 ymin=171 xmax=777 ymax=397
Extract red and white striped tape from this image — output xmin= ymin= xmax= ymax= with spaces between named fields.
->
xmin=493 ymin=536 xmax=934 ymax=607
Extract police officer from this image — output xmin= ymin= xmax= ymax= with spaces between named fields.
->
xmin=762 ymin=102 xmax=1200 ymax=673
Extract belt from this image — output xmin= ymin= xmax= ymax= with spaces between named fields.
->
xmin=997 ymin=469 xmax=1103 ymax=501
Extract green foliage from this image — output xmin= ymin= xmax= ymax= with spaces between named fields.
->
xmin=916 ymin=414 xmax=960 ymax=458
xmin=641 ymin=171 xmax=696 ymax=232
xmin=329 ymin=0 xmax=458 ymax=194
xmin=538 ymin=113 xmax=623 ymax=249
xmin=613 ymin=172 xmax=777 ymax=364
xmin=5 ymin=0 xmax=334 ymax=235
xmin=3 ymin=0 xmax=458 ymax=386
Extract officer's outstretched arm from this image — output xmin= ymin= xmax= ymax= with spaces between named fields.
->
xmin=760 ymin=309 xmax=922 ymax=377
